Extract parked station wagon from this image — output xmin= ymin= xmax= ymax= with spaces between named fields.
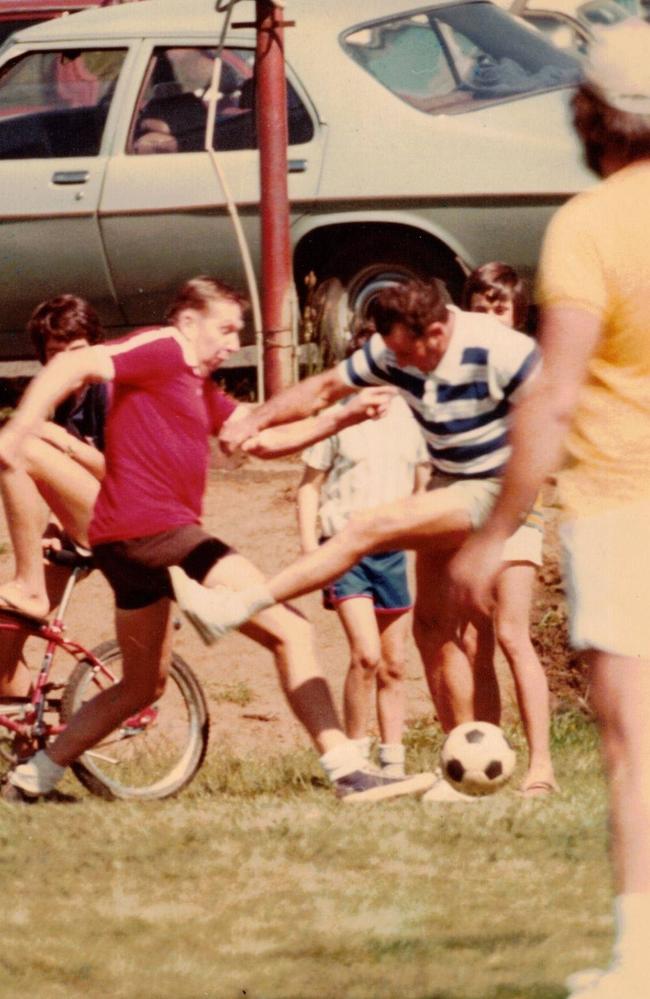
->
xmin=0 ymin=0 xmax=592 ymax=365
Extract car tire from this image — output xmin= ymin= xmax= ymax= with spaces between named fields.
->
xmin=305 ymin=257 xmax=459 ymax=369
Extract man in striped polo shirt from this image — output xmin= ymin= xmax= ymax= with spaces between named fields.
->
xmin=171 ymin=279 xmax=540 ymax=740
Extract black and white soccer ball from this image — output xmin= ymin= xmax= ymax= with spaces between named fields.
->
xmin=440 ymin=722 xmax=516 ymax=796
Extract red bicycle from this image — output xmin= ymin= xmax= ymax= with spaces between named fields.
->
xmin=0 ymin=547 xmax=209 ymax=800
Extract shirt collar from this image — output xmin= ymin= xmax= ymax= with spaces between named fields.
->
xmin=425 ymin=305 xmax=460 ymax=384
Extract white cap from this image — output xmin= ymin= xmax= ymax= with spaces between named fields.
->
xmin=585 ymin=20 xmax=650 ymax=115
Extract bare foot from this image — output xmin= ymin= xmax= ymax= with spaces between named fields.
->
xmin=0 ymin=582 xmax=49 ymax=620
xmin=519 ymin=778 xmax=560 ymax=798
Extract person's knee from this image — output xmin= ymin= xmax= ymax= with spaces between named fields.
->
xmin=377 ymin=655 xmax=405 ymax=687
xmin=350 ymin=646 xmax=381 ymax=677
xmin=495 ymin=611 xmax=529 ymax=660
xmin=413 ymin=603 xmax=447 ymax=647
xmin=256 ymin=604 xmax=314 ymax=655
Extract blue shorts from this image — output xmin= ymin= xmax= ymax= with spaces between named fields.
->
xmin=323 ymin=550 xmax=412 ymax=615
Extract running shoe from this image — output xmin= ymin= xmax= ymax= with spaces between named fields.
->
xmin=335 ymin=768 xmax=435 ymax=803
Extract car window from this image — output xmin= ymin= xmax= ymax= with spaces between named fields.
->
xmin=128 ymin=46 xmax=314 ymax=154
xmin=0 ymin=48 xmax=126 ymax=158
xmin=522 ymin=13 xmax=587 ymax=54
xmin=341 ymin=2 xmax=581 ymax=115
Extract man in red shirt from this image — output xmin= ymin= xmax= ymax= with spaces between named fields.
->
xmin=0 ymin=276 xmax=432 ymax=803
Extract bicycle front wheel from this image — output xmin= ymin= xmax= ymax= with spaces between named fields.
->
xmin=61 ymin=640 xmax=209 ymax=801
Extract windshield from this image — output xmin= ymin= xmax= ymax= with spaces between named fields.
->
xmin=341 ymin=2 xmax=582 ymax=115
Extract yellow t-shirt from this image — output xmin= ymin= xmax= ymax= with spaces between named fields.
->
xmin=536 ymin=160 xmax=650 ymax=518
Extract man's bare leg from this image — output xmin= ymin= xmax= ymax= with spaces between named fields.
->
xmin=46 ymin=599 xmax=173 ymax=766
xmin=265 ymin=491 xmax=472 ymax=604
xmin=204 ymin=552 xmax=349 ymax=754
xmin=413 ymin=547 xmax=500 ymax=732
xmin=577 ymin=651 xmax=650 ymax=990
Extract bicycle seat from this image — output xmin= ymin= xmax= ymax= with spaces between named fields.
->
xmin=44 ymin=545 xmax=95 ymax=572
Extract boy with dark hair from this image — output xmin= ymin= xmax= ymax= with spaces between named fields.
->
xmin=461 ymin=261 xmax=529 ymax=333
xmin=463 ymin=264 xmax=557 ymax=796
xmin=0 ymin=295 xmax=108 ymax=624
xmin=297 ymin=321 xmax=430 ymax=777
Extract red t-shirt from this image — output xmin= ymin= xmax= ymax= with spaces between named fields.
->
xmin=89 ymin=328 xmax=237 ymax=546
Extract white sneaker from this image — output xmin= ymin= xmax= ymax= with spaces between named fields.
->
xmin=169 ymin=567 xmax=272 ymax=646
xmin=565 ymin=966 xmax=646 ymax=998
xmin=421 ymin=775 xmax=482 ymax=803
xmin=8 ymin=750 xmax=65 ymax=796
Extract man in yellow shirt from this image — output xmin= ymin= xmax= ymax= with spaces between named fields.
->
xmin=449 ymin=22 xmax=650 ymax=999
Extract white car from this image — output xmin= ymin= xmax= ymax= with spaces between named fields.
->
xmin=0 ymin=0 xmax=592 ymax=369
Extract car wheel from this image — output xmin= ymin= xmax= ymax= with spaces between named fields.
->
xmin=305 ymin=260 xmax=448 ymax=369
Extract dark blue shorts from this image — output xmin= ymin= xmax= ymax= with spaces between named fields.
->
xmin=323 ymin=550 xmax=412 ymax=615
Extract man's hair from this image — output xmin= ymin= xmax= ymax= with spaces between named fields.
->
xmin=27 ymin=294 xmax=104 ymax=364
xmin=165 ymin=276 xmax=248 ymax=325
xmin=461 ymin=262 xmax=529 ymax=331
xmin=573 ymin=84 xmax=650 ymax=175
xmin=346 ymin=317 xmax=376 ymax=357
xmin=369 ymin=279 xmax=448 ymax=338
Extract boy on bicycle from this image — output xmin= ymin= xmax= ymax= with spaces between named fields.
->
xmin=0 ymin=295 xmax=108 ymax=701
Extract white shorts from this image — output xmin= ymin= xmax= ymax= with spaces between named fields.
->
xmin=561 ymin=499 xmax=650 ymax=659
xmin=427 ymin=475 xmax=543 ymax=566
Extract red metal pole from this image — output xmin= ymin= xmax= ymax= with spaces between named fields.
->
xmin=256 ymin=0 xmax=295 ymax=396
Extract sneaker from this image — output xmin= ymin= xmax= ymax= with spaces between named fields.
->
xmin=1 ymin=778 xmax=38 ymax=804
xmin=421 ymin=775 xmax=483 ymax=803
xmin=380 ymin=762 xmax=406 ymax=778
xmin=565 ymin=966 xmax=646 ymax=998
xmin=335 ymin=768 xmax=435 ymax=803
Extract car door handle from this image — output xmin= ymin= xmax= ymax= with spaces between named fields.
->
xmin=288 ymin=159 xmax=307 ymax=173
xmin=51 ymin=170 xmax=90 ymax=185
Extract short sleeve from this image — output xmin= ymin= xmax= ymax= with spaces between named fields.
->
xmin=204 ymin=383 xmax=238 ymax=434
xmin=339 ymin=334 xmax=392 ymax=388
xmin=536 ymin=194 xmax=607 ymax=318
xmin=108 ymin=329 xmax=181 ymax=385
xmin=488 ymin=328 xmax=540 ymax=403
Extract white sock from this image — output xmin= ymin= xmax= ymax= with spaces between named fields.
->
xmin=10 ymin=749 xmax=65 ymax=795
xmin=379 ymin=742 xmax=405 ymax=775
xmin=613 ymin=892 xmax=650 ymax=969
xmin=320 ymin=741 xmax=367 ymax=782
xmin=352 ymin=736 xmax=372 ymax=763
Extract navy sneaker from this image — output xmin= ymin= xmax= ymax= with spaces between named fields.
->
xmin=334 ymin=768 xmax=435 ymax=803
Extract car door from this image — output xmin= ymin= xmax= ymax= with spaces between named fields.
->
xmin=0 ymin=42 xmax=131 ymax=352
xmin=99 ymin=40 xmax=324 ymax=333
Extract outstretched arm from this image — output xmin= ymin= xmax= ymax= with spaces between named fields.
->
xmin=0 ymin=347 xmax=113 ymax=471
xmin=218 ymin=367 xmax=354 ymax=454
xmin=447 ymin=305 xmax=602 ymax=615
xmin=239 ymin=386 xmax=397 ymax=459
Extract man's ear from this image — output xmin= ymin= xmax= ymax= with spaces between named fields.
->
xmin=424 ymin=321 xmax=446 ymax=342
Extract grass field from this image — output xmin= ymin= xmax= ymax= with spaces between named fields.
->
xmin=0 ymin=713 xmax=612 ymax=999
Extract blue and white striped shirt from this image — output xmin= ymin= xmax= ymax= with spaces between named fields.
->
xmin=338 ymin=306 xmax=539 ymax=478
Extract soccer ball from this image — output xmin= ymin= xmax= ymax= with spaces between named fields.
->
xmin=440 ymin=721 xmax=516 ymax=796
